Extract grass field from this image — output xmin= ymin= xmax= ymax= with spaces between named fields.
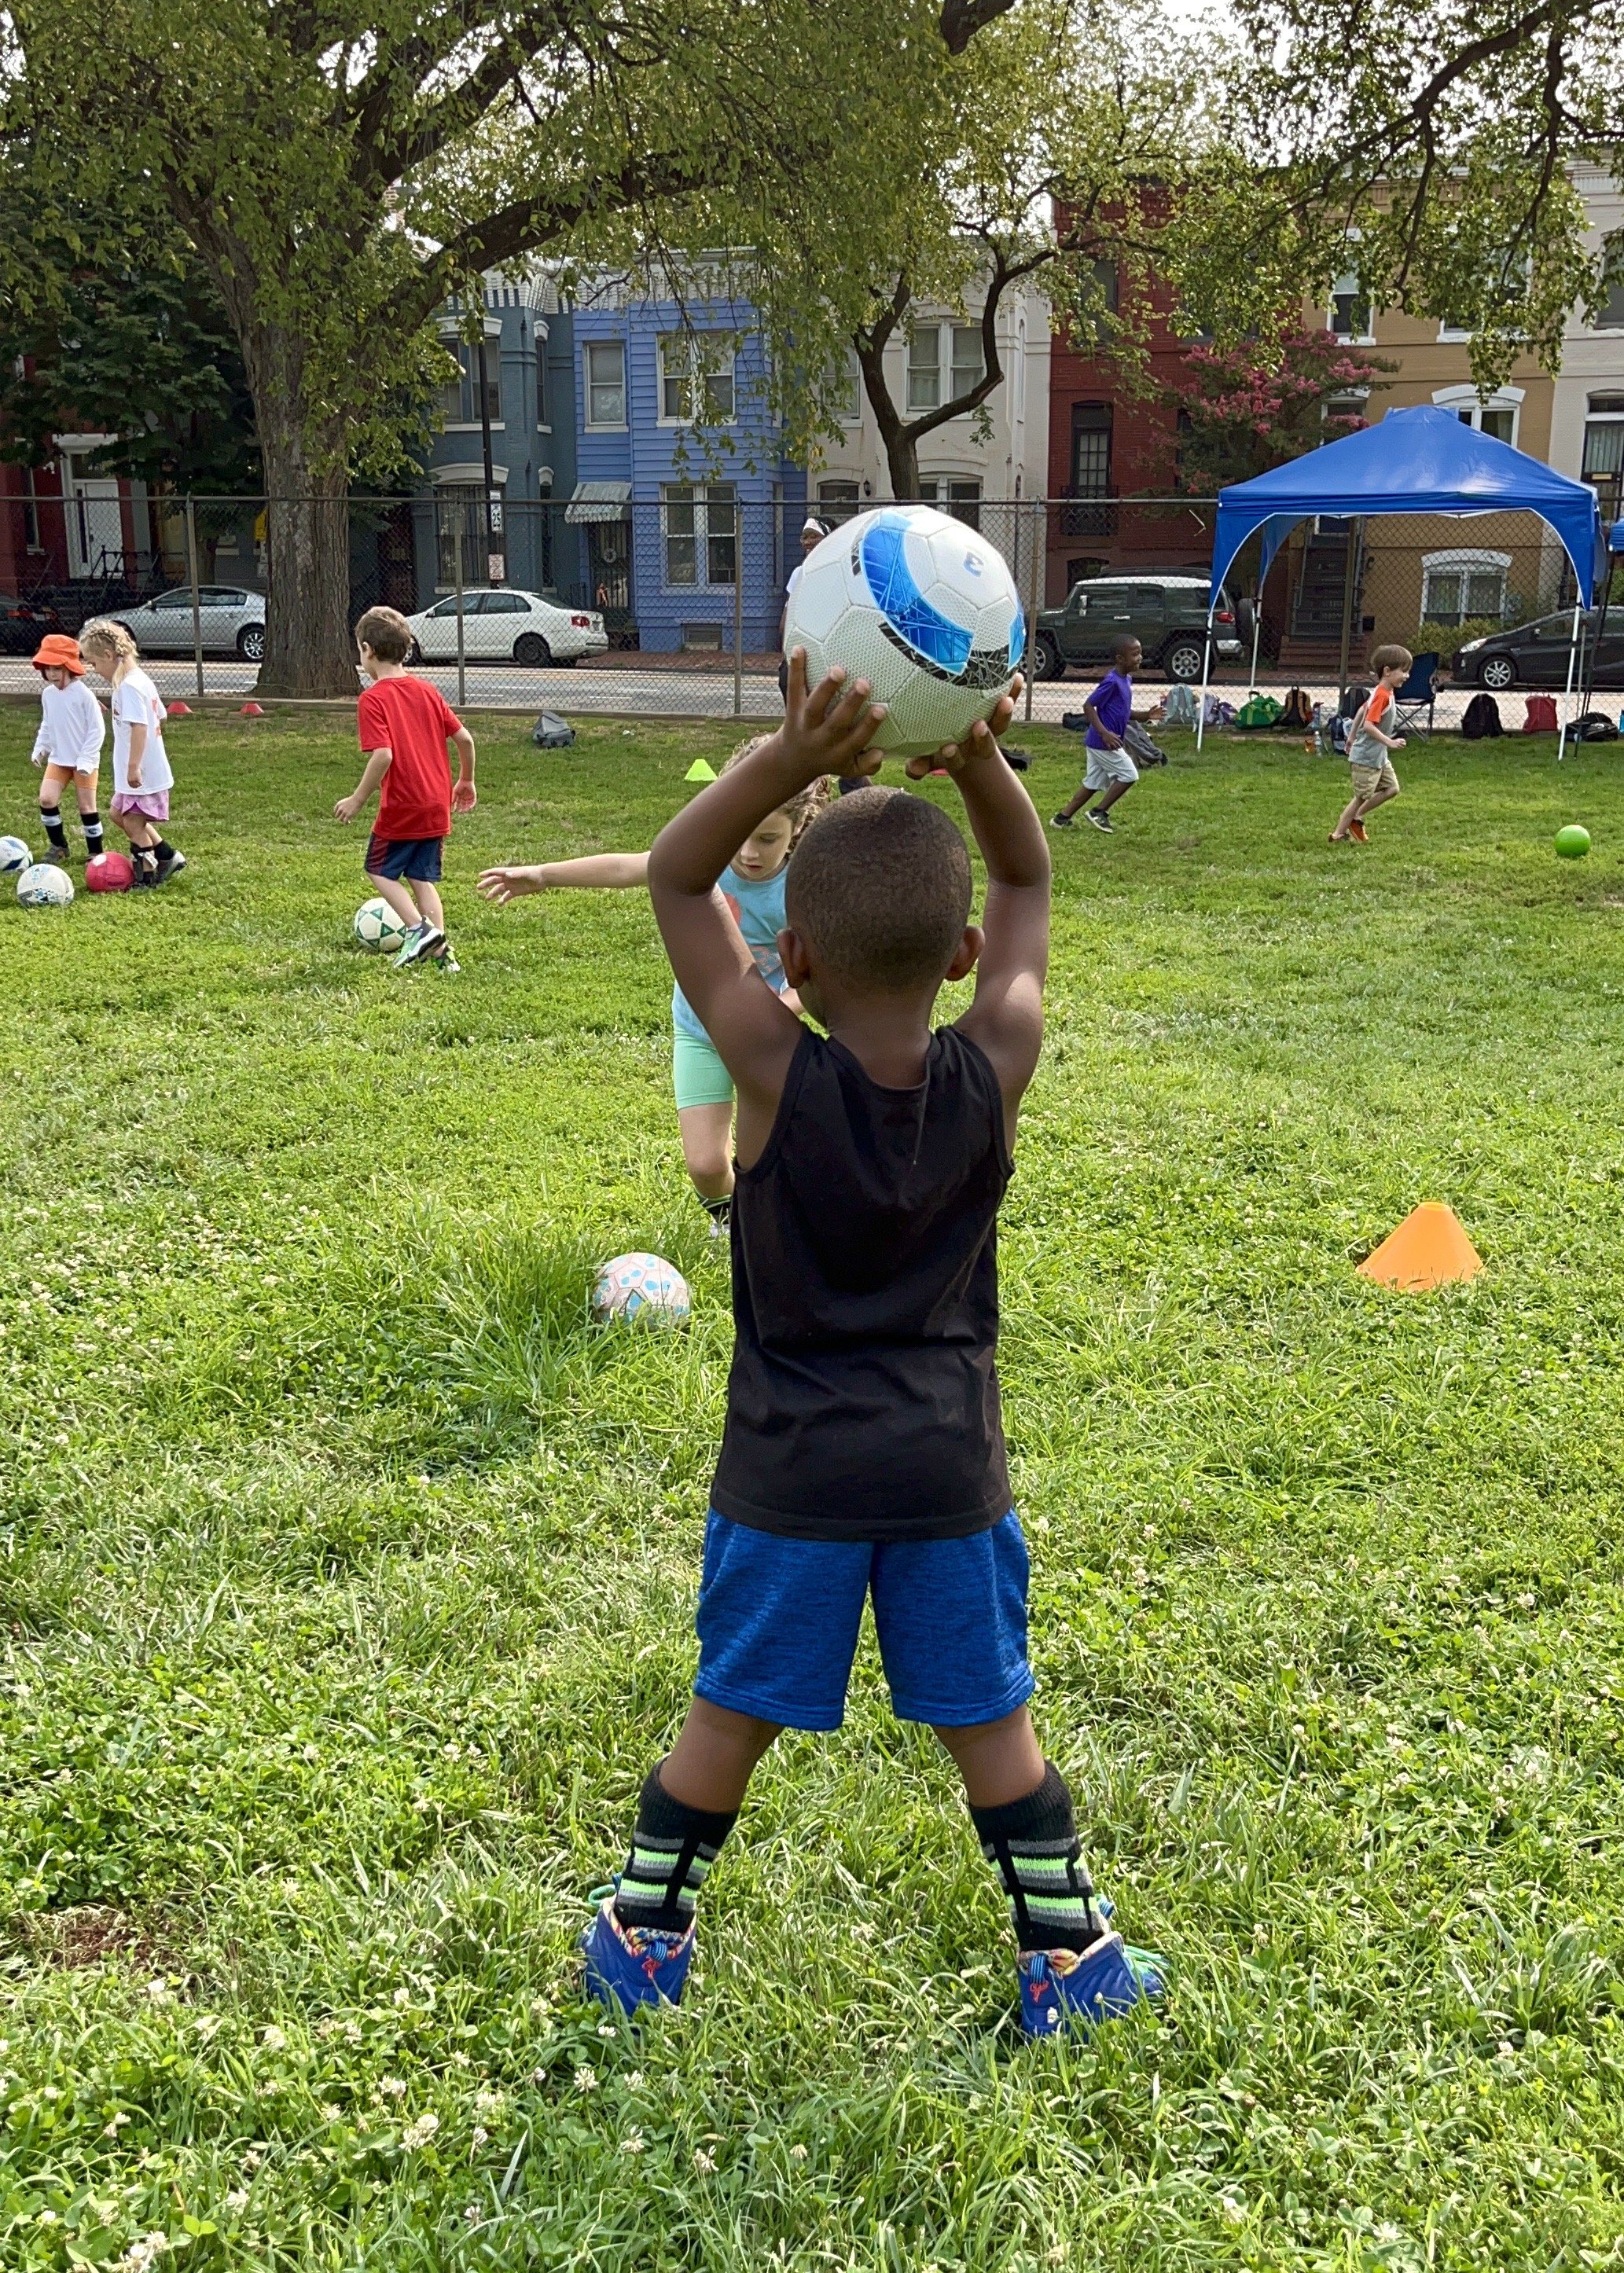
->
xmin=4 ymin=705 xmax=1624 ymax=2271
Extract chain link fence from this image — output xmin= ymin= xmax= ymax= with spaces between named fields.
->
xmin=3 ymin=487 xmax=1619 ymax=729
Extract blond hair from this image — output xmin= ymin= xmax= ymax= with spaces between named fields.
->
xmin=1369 ymin=643 xmax=1413 ymax=676
xmin=79 ymin=615 xmax=140 ymax=688
xmin=721 ymin=735 xmax=831 ymax=846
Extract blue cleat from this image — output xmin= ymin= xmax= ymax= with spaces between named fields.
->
xmin=1017 ymin=1927 xmax=1166 ymax=2039
xmin=580 ymin=1896 xmax=695 ymax=2014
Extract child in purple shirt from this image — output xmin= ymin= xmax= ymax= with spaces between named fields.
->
xmin=1051 ymin=635 xmax=1163 ymax=835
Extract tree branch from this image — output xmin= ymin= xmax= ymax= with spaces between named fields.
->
xmin=939 ymin=0 xmax=1018 ymax=53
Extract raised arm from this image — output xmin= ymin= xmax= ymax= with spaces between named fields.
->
xmin=647 ymin=654 xmax=883 ymax=1096
xmin=478 ymin=852 xmax=650 ymax=903
xmin=910 ymin=685 xmax=1049 ymax=1125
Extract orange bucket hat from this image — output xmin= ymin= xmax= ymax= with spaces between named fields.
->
xmin=33 ymin=633 xmax=86 ymax=675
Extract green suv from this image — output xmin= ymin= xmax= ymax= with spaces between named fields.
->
xmin=1030 ymin=573 xmax=1245 ymax=683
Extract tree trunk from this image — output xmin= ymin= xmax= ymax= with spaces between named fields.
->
xmin=884 ymin=429 xmax=921 ymax=499
xmin=240 ymin=321 xmax=358 ymax=698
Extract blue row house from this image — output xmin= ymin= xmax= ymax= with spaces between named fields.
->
xmin=410 ymin=270 xmax=578 ymax=609
xmin=568 ymin=282 xmax=807 ymax=652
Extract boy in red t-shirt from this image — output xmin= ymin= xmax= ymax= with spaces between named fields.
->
xmin=1330 ymin=644 xmax=1410 ymax=846
xmin=336 ymin=606 xmax=477 ymax=968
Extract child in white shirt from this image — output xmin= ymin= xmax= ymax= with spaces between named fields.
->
xmin=79 ymin=619 xmax=186 ymax=887
xmin=30 ymin=633 xmax=106 ymax=866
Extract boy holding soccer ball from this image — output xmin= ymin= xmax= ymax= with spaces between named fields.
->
xmin=581 ymin=652 xmax=1165 ymax=2041
xmin=336 ymin=608 xmax=477 ymax=970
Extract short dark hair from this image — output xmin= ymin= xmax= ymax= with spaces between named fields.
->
xmin=1370 ymin=642 xmax=1413 ymax=675
xmin=355 ymin=605 xmax=414 ymax=663
xmin=785 ymin=785 xmax=972 ymax=993
xmin=1113 ymin=633 xmax=1142 ymax=662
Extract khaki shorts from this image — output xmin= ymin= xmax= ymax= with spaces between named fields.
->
xmin=1350 ymin=758 xmax=1399 ymax=800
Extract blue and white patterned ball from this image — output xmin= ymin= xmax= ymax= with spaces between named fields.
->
xmin=17 ymin=861 xmax=73 ymax=908
xmin=0 ymin=835 xmax=31 ymax=875
xmin=592 ymin=1251 xmax=692 ymax=1327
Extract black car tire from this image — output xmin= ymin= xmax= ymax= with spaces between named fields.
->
xmin=237 ymin=625 xmax=266 ymax=662
xmin=1479 ymin=655 xmax=1517 ymax=692
xmin=1162 ymin=634 xmax=1207 ymax=683
xmin=513 ymin=632 xmax=552 ymax=667
xmin=1030 ymin=630 xmax=1065 ymax=681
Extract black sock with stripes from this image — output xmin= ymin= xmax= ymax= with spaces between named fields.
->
xmin=41 ymin=806 xmax=68 ymax=854
xmin=83 ymin=811 xmax=104 ymax=854
xmin=700 ymin=1195 xmax=731 ymax=1228
xmin=971 ymin=1761 xmax=1103 ymax=1955
xmin=612 ymin=1764 xmax=737 ymax=1934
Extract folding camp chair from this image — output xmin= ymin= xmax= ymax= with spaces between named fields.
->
xmin=1391 ymin=652 xmax=1438 ymax=735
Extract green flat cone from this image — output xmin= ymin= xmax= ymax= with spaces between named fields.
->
xmin=685 ymin=759 xmax=718 ymax=783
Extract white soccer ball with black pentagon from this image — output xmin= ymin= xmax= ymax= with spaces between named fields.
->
xmin=353 ymin=895 xmax=409 ymax=953
xmin=592 ymin=1251 xmax=691 ymax=1327
xmin=0 ymin=835 xmax=31 ymax=875
xmin=17 ymin=861 xmax=73 ymax=908
xmin=784 ymin=505 xmax=1025 ymax=760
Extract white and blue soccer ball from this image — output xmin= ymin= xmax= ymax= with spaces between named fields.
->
xmin=17 ymin=861 xmax=73 ymax=908
xmin=592 ymin=1251 xmax=692 ymax=1327
xmin=353 ymin=895 xmax=409 ymax=953
xmin=784 ymin=505 xmax=1025 ymax=759
xmin=0 ymin=835 xmax=31 ymax=875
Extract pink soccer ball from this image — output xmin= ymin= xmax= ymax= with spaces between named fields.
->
xmin=85 ymin=851 xmax=134 ymax=894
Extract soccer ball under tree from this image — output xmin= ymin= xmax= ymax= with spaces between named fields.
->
xmin=592 ymin=1253 xmax=692 ymax=1327
xmin=17 ymin=862 xmax=74 ymax=907
xmin=353 ymin=897 xmax=409 ymax=953
xmin=783 ymin=505 xmax=1026 ymax=760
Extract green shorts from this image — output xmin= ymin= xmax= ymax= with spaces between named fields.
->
xmin=672 ymin=1026 xmax=735 ymax=1111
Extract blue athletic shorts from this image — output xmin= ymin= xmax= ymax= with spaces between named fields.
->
xmin=365 ymin=833 xmax=443 ymax=883
xmin=693 ymin=1510 xmax=1034 ymax=1732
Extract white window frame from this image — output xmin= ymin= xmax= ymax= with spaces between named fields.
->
xmin=583 ymin=339 xmax=627 ymax=431
xmin=1328 ymin=269 xmax=1376 ymax=346
xmin=657 ymin=334 xmax=737 ymax=426
xmin=435 ymin=320 xmax=503 ymax=432
xmin=829 ymin=351 xmax=862 ymax=424
xmin=950 ymin=324 xmax=985 ymax=405
xmin=1420 ymin=547 xmax=1513 ymax=626
xmin=1432 ymin=384 xmax=1523 ymax=447
xmin=906 ymin=325 xmax=942 ymax=413
xmin=661 ymin=482 xmax=737 ymax=587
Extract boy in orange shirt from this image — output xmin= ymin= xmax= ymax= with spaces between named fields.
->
xmin=1330 ymin=645 xmax=1410 ymax=845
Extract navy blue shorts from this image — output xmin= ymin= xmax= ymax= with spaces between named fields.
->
xmin=694 ymin=1511 xmax=1034 ymax=1732
xmin=366 ymin=833 xmax=443 ymax=883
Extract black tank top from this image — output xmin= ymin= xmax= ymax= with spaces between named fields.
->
xmin=711 ymin=1024 xmax=1012 ymax=1541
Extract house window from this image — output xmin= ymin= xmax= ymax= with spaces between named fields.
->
xmin=950 ymin=325 xmax=984 ymax=403
xmin=907 ymin=326 xmax=941 ymax=412
xmin=1421 ymin=549 xmax=1511 ymax=625
xmin=663 ymin=483 xmax=736 ymax=585
xmin=1328 ymin=270 xmax=1373 ymax=342
xmin=817 ymin=479 xmax=862 ymax=523
xmin=1584 ymin=396 xmax=1624 ymax=511
xmin=1432 ymin=385 xmax=1522 ymax=448
xmin=1594 ymin=274 xmax=1624 ymax=329
xmin=536 ymin=352 xmax=549 ymax=431
xmin=829 ymin=352 xmax=861 ymax=421
xmin=435 ymin=487 xmax=483 ymax=586
xmin=20 ymin=467 xmax=42 ymax=551
xmin=584 ymin=340 xmax=626 ymax=428
xmin=917 ymin=477 xmax=982 ymax=527
xmin=659 ymin=335 xmax=737 ymax=424
xmin=1071 ymin=402 xmax=1112 ymax=495
xmin=439 ymin=340 xmax=502 ymax=428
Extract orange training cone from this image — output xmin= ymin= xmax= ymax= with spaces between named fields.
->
xmin=1357 ymin=1203 xmax=1483 ymax=1292
xmin=238 ymin=701 xmax=265 ymax=717
xmin=167 ymin=700 xmax=192 ymax=716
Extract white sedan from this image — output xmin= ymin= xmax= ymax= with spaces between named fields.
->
xmin=404 ymin=588 xmax=608 ymax=666
xmin=116 ymin=585 xmax=266 ymax=660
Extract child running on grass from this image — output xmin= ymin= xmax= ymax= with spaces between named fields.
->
xmin=79 ymin=620 xmax=186 ymax=887
xmin=579 ymin=652 xmax=1166 ymax=2040
xmin=1330 ymin=644 xmax=1409 ymax=845
xmin=336 ymin=606 xmax=476 ymax=970
xmin=30 ymin=634 xmax=105 ymax=868
xmin=1050 ymin=635 xmax=1164 ymax=835
xmin=477 ymin=740 xmax=829 ymax=1232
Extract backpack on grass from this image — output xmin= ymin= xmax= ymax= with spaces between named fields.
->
xmin=1161 ymin=682 xmax=1200 ymax=729
xmin=1522 ymin=694 xmax=1558 ymax=733
xmin=531 ymin=711 xmax=576 ymax=748
xmin=1234 ymin=693 xmax=1284 ymax=729
xmin=1280 ymin=686 xmax=1314 ymax=732
xmin=1460 ymin=692 xmax=1503 ymax=740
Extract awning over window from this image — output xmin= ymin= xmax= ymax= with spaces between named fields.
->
xmin=566 ymin=480 xmax=632 ymax=524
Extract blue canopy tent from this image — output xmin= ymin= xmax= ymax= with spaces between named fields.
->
xmin=1198 ymin=406 xmax=1607 ymax=758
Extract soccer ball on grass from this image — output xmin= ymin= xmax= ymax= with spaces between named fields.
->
xmin=783 ymin=505 xmax=1025 ymax=760
xmin=86 ymin=852 xmax=134 ymax=893
xmin=354 ymin=896 xmax=410 ymax=953
xmin=592 ymin=1252 xmax=692 ymax=1327
xmin=17 ymin=861 xmax=73 ymax=908
xmin=0 ymin=835 xmax=31 ymax=875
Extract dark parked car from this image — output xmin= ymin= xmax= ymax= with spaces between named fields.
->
xmin=1030 ymin=573 xmax=1248 ymax=684
xmin=0 ymin=592 xmax=66 ymax=655
xmin=1455 ymin=609 xmax=1624 ymax=691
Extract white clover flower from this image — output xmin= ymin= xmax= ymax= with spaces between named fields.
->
xmin=402 ymin=2110 xmax=440 ymax=2150
xmin=625 ymin=2072 xmax=645 ymax=2091
xmin=474 ymin=2090 xmax=505 ymax=2122
xmin=573 ymin=2066 xmax=597 ymax=2095
xmin=377 ymin=2077 xmax=407 ymax=2101
xmin=463 ymin=2203 xmax=483 ymax=2225
xmin=789 ymin=2143 xmax=807 ymax=2164
xmin=472 ymin=2126 xmax=489 ymax=2148
xmin=320 ymin=2104 xmax=342 ymax=2123
xmin=225 ymin=2189 xmax=249 ymax=2212
xmin=623 ymin=2131 xmax=645 ymax=2155
xmin=116 ymin=2234 xmax=171 ymax=2271
xmin=145 ymin=1980 xmax=171 ymax=2003
xmin=260 ymin=2026 xmax=286 ymax=2052
xmin=693 ymin=2147 xmax=716 ymax=2175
